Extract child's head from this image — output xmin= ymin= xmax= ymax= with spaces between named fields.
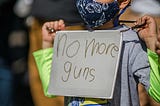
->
xmin=76 ymin=0 xmax=131 ymax=28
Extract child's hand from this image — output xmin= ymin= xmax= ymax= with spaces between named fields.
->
xmin=156 ymin=28 xmax=160 ymax=55
xmin=134 ymin=15 xmax=158 ymax=52
xmin=42 ymin=20 xmax=65 ymax=49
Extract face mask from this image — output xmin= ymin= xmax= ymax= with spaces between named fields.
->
xmin=76 ymin=0 xmax=120 ymax=28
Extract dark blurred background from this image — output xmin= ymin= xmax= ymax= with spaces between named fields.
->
xmin=0 ymin=0 xmax=33 ymax=106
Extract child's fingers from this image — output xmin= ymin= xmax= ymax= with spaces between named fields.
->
xmin=48 ymin=20 xmax=65 ymax=32
xmin=58 ymin=19 xmax=65 ymax=30
xmin=156 ymin=28 xmax=160 ymax=55
xmin=135 ymin=16 xmax=144 ymax=26
xmin=133 ymin=16 xmax=146 ymax=32
xmin=158 ymin=27 xmax=160 ymax=38
xmin=42 ymin=20 xmax=66 ymax=40
xmin=42 ymin=22 xmax=54 ymax=32
xmin=44 ymin=21 xmax=60 ymax=33
xmin=157 ymin=33 xmax=160 ymax=50
xmin=134 ymin=15 xmax=151 ymax=28
xmin=156 ymin=49 xmax=160 ymax=55
xmin=42 ymin=22 xmax=50 ymax=31
xmin=156 ymin=41 xmax=160 ymax=49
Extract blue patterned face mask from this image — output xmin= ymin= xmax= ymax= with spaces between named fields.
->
xmin=76 ymin=0 xmax=120 ymax=28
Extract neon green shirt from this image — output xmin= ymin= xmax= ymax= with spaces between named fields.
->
xmin=148 ymin=49 xmax=160 ymax=102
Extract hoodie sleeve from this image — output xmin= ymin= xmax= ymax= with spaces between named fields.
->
xmin=148 ymin=49 xmax=160 ymax=103
xmin=33 ymin=48 xmax=56 ymax=98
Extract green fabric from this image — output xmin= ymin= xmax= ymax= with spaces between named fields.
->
xmin=33 ymin=48 xmax=55 ymax=98
xmin=148 ymin=49 xmax=160 ymax=103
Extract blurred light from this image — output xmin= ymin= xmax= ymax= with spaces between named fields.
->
xmin=131 ymin=0 xmax=160 ymax=16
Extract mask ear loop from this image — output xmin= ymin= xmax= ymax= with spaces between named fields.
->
xmin=113 ymin=4 xmax=131 ymax=27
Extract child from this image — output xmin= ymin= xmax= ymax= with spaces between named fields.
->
xmin=33 ymin=0 xmax=160 ymax=105
xmin=134 ymin=15 xmax=160 ymax=105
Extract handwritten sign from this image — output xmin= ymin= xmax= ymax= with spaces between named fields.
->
xmin=48 ymin=30 xmax=122 ymax=99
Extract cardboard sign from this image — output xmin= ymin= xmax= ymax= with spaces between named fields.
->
xmin=48 ymin=30 xmax=122 ymax=99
